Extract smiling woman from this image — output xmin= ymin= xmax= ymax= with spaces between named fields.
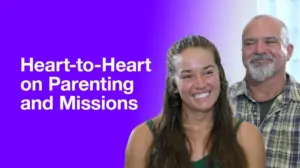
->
xmin=125 ymin=35 xmax=266 ymax=168
xmin=173 ymin=47 xmax=221 ymax=115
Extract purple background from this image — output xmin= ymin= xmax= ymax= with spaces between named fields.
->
xmin=1 ymin=0 xmax=221 ymax=167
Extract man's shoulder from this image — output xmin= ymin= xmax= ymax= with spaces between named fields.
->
xmin=291 ymin=81 xmax=300 ymax=94
xmin=228 ymin=80 xmax=244 ymax=90
xmin=287 ymin=76 xmax=300 ymax=101
xmin=227 ymin=80 xmax=245 ymax=98
xmin=289 ymin=76 xmax=300 ymax=90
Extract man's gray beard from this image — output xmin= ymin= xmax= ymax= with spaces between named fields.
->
xmin=248 ymin=63 xmax=275 ymax=82
xmin=246 ymin=54 xmax=275 ymax=82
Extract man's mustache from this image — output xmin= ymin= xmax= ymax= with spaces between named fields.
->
xmin=249 ymin=54 xmax=274 ymax=63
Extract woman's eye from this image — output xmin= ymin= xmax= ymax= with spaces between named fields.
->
xmin=182 ymin=75 xmax=192 ymax=79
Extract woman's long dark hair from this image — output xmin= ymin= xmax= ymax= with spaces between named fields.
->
xmin=147 ymin=35 xmax=247 ymax=168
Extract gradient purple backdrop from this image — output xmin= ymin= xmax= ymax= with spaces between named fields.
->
xmin=1 ymin=0 xmax=219 ymax=167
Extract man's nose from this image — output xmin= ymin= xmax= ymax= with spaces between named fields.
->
xmin=254 ymin=40 xmax=267 ymax=54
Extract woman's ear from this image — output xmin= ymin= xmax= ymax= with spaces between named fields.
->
xmin=173 ymin=82 xmax=179 ymax=94
xmin=170 ymin=77 xmax=178 ymax=94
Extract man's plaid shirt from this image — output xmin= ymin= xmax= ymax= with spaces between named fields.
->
xmin=228 ymin=74 xmax=300 ymax=168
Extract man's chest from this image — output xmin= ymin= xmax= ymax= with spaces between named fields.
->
xmin=235 ymin=99 xmax=300 ymax=167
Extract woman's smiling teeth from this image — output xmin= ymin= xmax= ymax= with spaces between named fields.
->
xmin=193 ymin=92 xmax=210 ymax=99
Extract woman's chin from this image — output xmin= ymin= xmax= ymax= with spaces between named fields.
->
xmin=191 ymin=104 xmax=214 ymax=113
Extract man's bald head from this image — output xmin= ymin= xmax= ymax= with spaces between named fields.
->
xmin=242 ymin=14 xmax=289 ymax=47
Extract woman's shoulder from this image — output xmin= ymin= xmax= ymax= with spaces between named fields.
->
xmin=233 ymin=119 xmax=260 ymax=136
xmin=232 ymin=118 xmax=262 ymax=138
xmin=232 ymin=118 xmax=264 ymax=152
xmin=129 ymin=116 xmax=160 ymax=140
xmin=125 ymin=116 xmax=162 ymax=165
xmin=233 ymin=119 xmax=266 ymax=167
xmin=145 ymin=115 xmax=162 ymax=131
xmin=126 ymin=115 xmax=162 ymax=150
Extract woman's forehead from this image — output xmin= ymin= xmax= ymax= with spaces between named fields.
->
xmin=173 ymin=48 xmax=215 ymax=70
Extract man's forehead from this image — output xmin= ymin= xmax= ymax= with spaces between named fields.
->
xmin=243 ymin=17 xmax=284 ymax=37
xmin=244 ymin=25 xmax=281 ymax=35
xmin=243 ymin=36 xmax=280 ymax=40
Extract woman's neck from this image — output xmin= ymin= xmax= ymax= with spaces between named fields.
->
xmin=181 ymin=107 xmax=214 ymax=131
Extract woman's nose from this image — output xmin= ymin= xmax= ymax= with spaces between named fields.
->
xmin=194 ymin=75 xmax=207 ymax=89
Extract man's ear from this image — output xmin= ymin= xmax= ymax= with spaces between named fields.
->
xmin=286 ymin=44 xmax=294 ymax=61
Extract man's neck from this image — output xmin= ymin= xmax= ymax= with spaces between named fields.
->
xmin=246 ymin=72 xmax=287 ymax=102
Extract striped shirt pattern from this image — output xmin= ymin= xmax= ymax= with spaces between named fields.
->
xmin=228 ymin=74 xmax=300 ymax=168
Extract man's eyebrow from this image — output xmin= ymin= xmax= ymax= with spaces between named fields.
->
xmin=264 ymin=36 xmax=279 ymax=41
xmin=203 ymin=65 xmax=214 ymax=70
xmin=244 ymin=36 xmax=279 ymax=42
xmin=243 ymin=38 xmax=256 ymax=42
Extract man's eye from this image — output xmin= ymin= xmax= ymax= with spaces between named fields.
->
xmin=266 ymin=40 xmax=277 ymax=44
xmin=204 ymin=71 xmax=213 ymax=76
xmin=245 ymin=41 xmax=254 ymax=45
